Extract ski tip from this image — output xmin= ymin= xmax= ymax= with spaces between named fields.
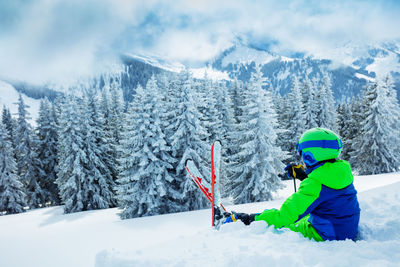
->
xmin=185 ymin=158 xmax=193 ymax=166
xmin=213 ymin=140 xmax=222 ymax=146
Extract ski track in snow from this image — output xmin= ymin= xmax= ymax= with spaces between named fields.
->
xmin=0 ymin=173 xmax=399 ymax=267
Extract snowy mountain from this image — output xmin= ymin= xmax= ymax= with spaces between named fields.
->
xmin=219 ymin=45 xmax=281 ymax=68
xmin=0 ymin=172 xmax=399 ymax=267
xmin=122 ymin=53 xmax=185 ymax=73
xmin=211 ymin=41 xmax=400 ymax=101
xmin=119 ymin=54 xmax=229 ymax=102
xmin=2 ymin=41 xmax=399 ymax=105
xmin=360 ymin=44 xmax=400 ymax=87
xmin=122 ymin=53 xmax=229 ymax=79
xmin=0 ymin=80 xmax=41 ymax=123
xmin=117 ymin=40 xmax=400 ymax=103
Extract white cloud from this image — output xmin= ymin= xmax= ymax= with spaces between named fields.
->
xmin=0 ymin=0 xmax=399 ymax=83
xmin=153 ymin=29 xmax=233 ymax=64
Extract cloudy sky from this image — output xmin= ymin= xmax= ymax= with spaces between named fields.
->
xmin=0 ymin=0 xmax=399 ymax=83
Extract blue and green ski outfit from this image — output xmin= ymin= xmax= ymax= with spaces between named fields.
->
xmin=226 ymin=128 xmax=361 ymax=241
xmin=255 ymin=160 xmax=360 ymax=241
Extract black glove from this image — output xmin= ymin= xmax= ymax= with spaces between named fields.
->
xmin=285 ymin=164 xmax=308 ymax=181
xmin=214 ymin=206 xmax=231 ymax=221
xmin=235 ymin=212 xmax=256 ymax=225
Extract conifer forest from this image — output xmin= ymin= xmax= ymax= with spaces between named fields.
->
xmin=1 ymin=66 xmax=399 ymax=219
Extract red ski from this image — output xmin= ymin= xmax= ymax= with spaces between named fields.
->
xmin=185 ymin=159 xmax=213 ymax=204
xmin=211 ymin=140 xmax=223 ymax=226
xmin=185 ymin=141 xmax=226 ymax=228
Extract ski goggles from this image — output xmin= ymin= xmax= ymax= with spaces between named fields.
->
xmin=296 ymin=139 xmax=343 ymax=156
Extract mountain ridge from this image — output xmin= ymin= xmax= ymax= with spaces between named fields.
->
xmin=209 ymin=40 xmax=400 ymax=100
xmin=1 ymin=40 xmax=399 ymax=104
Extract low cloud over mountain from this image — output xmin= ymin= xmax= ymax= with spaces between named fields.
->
xmin=0 ymin=0 xmax=399 ymax=83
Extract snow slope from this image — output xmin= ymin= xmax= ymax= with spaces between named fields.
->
xmin=0 ymin=173 xmax=399 ymax=267
xmin=0 ymin=80 xmax=40 ymax=123
xmin=366 ymin=51 xmax=400 ymax=77
xmin=123 ymin=53 xmax=229 ymax=81
xmin=123 ymin=53 xmax=185 ymax=73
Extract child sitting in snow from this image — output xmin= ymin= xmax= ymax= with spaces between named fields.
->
xmin=222 ymin=128 xmax=360 ymax=241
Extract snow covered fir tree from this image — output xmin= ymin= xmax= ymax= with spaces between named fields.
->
xmin=0 ymin=120 xmax=27 ymax=214
xmin=348 ymin=74 xmax=400 ymax=174
xmin=36 ymin=98 xmax=60 ymax=205
xmin=165 ymin=70 xmax=210 ymax=211
xmin=279 ymin=76 xmax=305 ymax=164
xmin=116 ymin=77 xmax=176 ymax=219
xmin=0 ymin=67 xmax=399 ymax=217
xmin=14 ymin=94 xmax=47 ymax=208
xmin=56 ymin=95 xmax=90 ymax=213
xmin=227 ymin=65 xmax=285 ymax=204
xmin=56 ymin=91 xmax=116 ymax=213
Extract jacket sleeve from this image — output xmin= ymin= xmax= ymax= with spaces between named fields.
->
xmin=255 ymin=178 xmax=322 ymax=228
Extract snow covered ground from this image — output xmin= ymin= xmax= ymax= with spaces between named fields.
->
xmin=0 ymin=173 xmax=399 ymax=267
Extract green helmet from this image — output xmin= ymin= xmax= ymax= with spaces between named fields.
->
xmin=296 ymin=128 xmax=343 ymax=167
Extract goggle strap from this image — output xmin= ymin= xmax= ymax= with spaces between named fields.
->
xmin=297 ymin=139 xmax=342 ymax=152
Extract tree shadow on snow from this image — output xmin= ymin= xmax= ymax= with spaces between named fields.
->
xmin=39 ymin=206 xmax=93 ymax=227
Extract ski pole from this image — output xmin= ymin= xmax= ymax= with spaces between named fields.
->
xmin=293 ymin=177 xmax=297 ymax=192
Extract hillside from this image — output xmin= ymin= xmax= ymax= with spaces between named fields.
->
xmin=0 ymin=80 xmax=41 ymax=123
xmin=0 ymin=173 xmax=399 ymax=267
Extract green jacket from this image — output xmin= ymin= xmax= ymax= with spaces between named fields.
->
xmin=255 ymin=160 xmax=360 ymax=241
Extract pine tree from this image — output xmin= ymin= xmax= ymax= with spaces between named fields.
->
xmin=57 ymin=92 xmax=116 ymax=213
xmin=215 ymin=80 xmax=236 ymax=193
xmin=2 ymin=106 xmax=17 ymax=154
xmin=301 ymin=77 xmax=317 ymax=130
xmin=198 ymin=75 xmax=220 ymax=143
xmin=117 ymin=77 xmax=176 ymax=218
xmin=350 ymin=78 xmax=400 ymax=175
xmin=336 ymin=103 xmax=351 ymax=161
xmin=348 ymin=90 xmax=369 ymax=169
xmin=36 ymin=99 xmax=60 ymax=206
xmin=195 ymin=76 xmax=228 ymax=186
xmin=381 ymin=74 xmax=400 ymax=162
xmin=156 ymin=74 xmax=183 ymax=212
xmin=337 ymin=99 xmax=358 ymax=161
xmin=57 ymin=95 xmax=102 ymax=213
xmin=272 ymin=93 xmax=290 ymax=165
xmin=315 ymin=72 xmax=338 ymax=131
xmin=214 ymin=80 xmax=234 ymax=143
xmin=99 ymin=85 xmax=122 ymax=202
xmin=108 ymin=81 xmax=124 ymax=161
xmin=228 ymin=65 xmax=284 ymax=204
xmin=159 ymin=73 xmax=180 ymax=149
xmin=229 ymin=78 xmax=245 ymax=120
xmin=14 ymin=94 xmax=47 ymax=208
xmin=99 ymin=86 xmax=115 ymax=177
xmin=81 ymin=89 xmax=116 ymax=209
xmin=15 ymin=94 xmax=31 ymax=179
xmin=283 ymin=76 xmax=305 ymax=163
xmin=57 ymin=96 xmax=84 ymax=213
xmin=117 ymin=85 xmax=144 ymax=218
xmin=0 ymin=121 xmax=27 ymax=214
xmin=167 ymin=70 xmax=209 ymax=211
xmin=225 ymin=78 xmax=246 ymax=190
